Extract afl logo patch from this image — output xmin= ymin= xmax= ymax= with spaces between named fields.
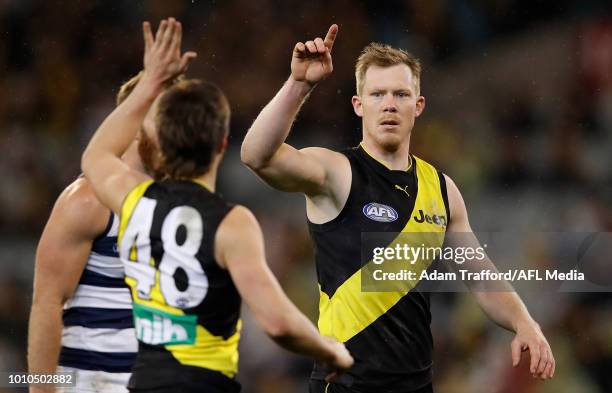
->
xmin=363 ymin=203 xmax=398 ymax=222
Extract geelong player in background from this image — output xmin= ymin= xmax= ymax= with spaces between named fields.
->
xmin=241 ymin=25 xmax=555 ymax=392
xmin=81 ymin=18 xmax=353 ymax=393
xmin=28 ymin=71 xmax=160 ymax=393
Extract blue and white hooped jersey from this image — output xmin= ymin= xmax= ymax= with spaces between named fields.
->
xmin=59 ymin=213 xmax=137 ymax=376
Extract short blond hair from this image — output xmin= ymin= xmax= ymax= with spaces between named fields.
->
xmin=355 ymin=43 xmax=422 ymax=96
xmin=116 ymin=71 xmax=143 ymax=106
xmin=116 ymin=72 xmax=185 ymax=106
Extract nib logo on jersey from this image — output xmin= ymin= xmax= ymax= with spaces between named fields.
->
xmin=133 ymin=303 xmax=197 ymax=345
xmin=363 ymin=202 xmax=398 ymax=223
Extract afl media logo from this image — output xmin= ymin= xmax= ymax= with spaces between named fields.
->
xmin=363 ymin=202 xmax=398 ymax=222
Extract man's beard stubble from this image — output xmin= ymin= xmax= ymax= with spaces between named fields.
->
xmin=138 ymin=130 xmax=166 ymax=180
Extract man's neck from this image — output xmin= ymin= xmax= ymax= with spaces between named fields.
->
xmin=361 ymin=139 xmax=411 ymax=171
xmin=192 ymin=170 xmax=217 ymax=192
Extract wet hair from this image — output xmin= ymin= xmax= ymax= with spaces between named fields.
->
xmin=155 ymin=79 xmax=230 ymax=179
xmin=355 ymin=43 xmax=422 ymax=96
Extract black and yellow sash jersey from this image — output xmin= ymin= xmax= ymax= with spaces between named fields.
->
xmin=118 ymin=179 xmax=241 ymax=391
xmin=309 ymin=145 xmax=450 ymax=392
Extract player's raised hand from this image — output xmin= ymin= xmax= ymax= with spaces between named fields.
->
xmin=291 ymin=24 xmax=338 ymax=86
xmin=142 ymin=18 xmax=197 ymax=86
xmin=511 ymin=321 xmax=555 ymax=380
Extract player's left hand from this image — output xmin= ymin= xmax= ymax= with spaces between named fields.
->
xmin=511 ymin=320 xmax=555 ymax=380
xmin=290 ymin=24 xmax=338 ymax=86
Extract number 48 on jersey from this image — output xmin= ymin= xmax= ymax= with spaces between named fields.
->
xmin=120 ymin=197 xmax=209 ymax=309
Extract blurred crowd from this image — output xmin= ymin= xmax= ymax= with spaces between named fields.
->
xmin=0 ymin=1 xmax=611 ymax=392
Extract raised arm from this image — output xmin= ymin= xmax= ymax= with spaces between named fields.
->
xmin=445 ymin=174 xmax=555 ymax=380
xmin=81 ymin=18 xmax=196 ymax=214
xmin=215 ymin=206 xmax=353 ymax=378
xmin=240 ymin=25 xmax=347 ymax=196
xmin=28 ymin=180 xmax=109 ymax=392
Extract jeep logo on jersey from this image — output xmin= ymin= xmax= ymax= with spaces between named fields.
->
xmin=413 ymin=209 xmax=447 ymax=227
xmin=363 ymin=203 xmax=398 ymax=222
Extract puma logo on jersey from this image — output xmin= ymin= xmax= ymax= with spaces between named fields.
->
xmin=394 ymin=184 xmax=410 ymax=197
xmin=363 ymin=203 xmax=398 ymax=222
xmin=413 ymin=209 xmax=447 ymax=227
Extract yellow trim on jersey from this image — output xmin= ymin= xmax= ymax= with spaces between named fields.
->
xmin=169 ymin=320 xmax=241 ymax=378
xmin=118 ymin=180 xmax=154 ymax=248
xmin=317 ymin=156 xmax=446 ymax=343
xmin=359 ymin=143 xmax=413 ymax=171
xmin=190 ymin=178 xmax=214 ymax=193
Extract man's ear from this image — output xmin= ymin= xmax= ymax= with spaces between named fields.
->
xmin=415 ymin=96 xmax=426 ymax=118
xmin=218 ymin=135 xmax=228 ymax=153
xmin=352 ymin=95 xmax=363 ymax=117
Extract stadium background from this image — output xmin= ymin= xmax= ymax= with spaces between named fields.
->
xmin=0 ymin=1 xmax=611 ymax=392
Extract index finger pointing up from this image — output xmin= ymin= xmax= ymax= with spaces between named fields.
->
xmin=323 ymin=24 xmax=339 ymax=51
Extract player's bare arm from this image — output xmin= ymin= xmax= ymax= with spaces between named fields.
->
xmin=215 ymin=205 xmax=353 ymax=377
xmin=28 ymin=179 xmax=109 ymax=391
xmin=82 ymin=18 xmax=196 ymax=214
xmin=241 ymin=25 xmax=350 ymax=209
xmin=444 ymin=174 xmax=555 ymax=380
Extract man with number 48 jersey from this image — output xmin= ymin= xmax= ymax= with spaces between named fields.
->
xmin=81 ymin=18 xmax=353 ymax=393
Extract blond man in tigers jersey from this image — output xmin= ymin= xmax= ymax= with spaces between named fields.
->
xmin=241 ymin=24 xmax=554 ymax=392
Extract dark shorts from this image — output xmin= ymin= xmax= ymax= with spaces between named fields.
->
xmin=309 ymin=379 xmax=433 ymax=393
xmin=129 ymin=380 xmax=240 ymax=393
xmin=128 ymin=367 xmax=241 ymax=393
